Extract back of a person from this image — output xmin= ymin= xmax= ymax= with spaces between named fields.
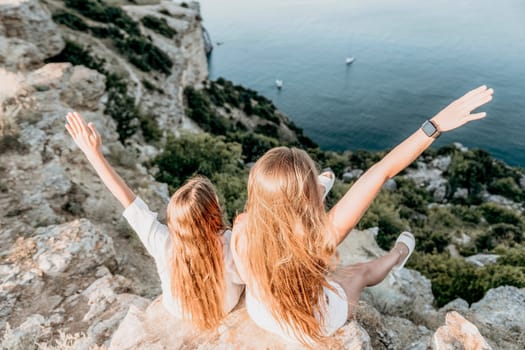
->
xmin=230 ymin=147 xmax=345 ymax=345
xmin=64 ymin=112 xmax=244 ymax=331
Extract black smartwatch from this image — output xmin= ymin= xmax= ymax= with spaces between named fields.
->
xmin=421 ymin=120 xmax=441 ymax=139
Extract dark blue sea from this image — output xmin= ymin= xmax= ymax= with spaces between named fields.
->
xmin=198 ymin=0 xmax=525 ymax=167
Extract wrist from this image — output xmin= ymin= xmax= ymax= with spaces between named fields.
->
xmin=85 ymin=148 xmax=104 ymax=162
xmin=421 ymin=119 xmax=441 ymax=139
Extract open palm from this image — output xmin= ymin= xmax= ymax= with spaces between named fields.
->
xmin=431 ymin=85 xmax=493 ymax=132
xmin=65 ymin=112 xmax=102 ymax=157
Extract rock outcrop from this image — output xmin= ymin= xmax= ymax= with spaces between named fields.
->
xmin=109 ymin=298 xmax=372 ymax=350
xmin=0 ymin=0 xmax=64 ymax=69
xmin=432 ymin=312 xmax=492 ymax=350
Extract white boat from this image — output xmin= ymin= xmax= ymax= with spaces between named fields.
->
xmin=345 ymin=57 xmax=355 ymax=65
xmin=275 ymin=80 xmax=283 ymax=89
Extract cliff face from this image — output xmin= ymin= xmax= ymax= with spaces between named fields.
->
xmin=0 ymin=1 xmax=524 ymax=350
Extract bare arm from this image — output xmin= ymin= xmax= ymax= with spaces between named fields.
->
xmin=328 ymin=85 xmax=494 ymax=245
xmin=65 ymin=112 xmax=135 ymax=208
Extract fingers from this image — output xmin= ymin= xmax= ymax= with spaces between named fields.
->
xmin=467 ymin=88 xmax=494 ymax=110
xmin=88 ymin=122 xmax=101 ymax=141
xmin=468 ymin=112 xmax=487 ymax=121
xmin=465 ymin=85 xmax=488 ymax=98
xmin=66 ymin=111 xmax=93 ymax=137
xmin=72 ymin=111 xmax=88 ymax=133
xmin=65 ymin=122 xmax=75 ymax=138
xmin=66 ymin=112 xmax=79 ymax=135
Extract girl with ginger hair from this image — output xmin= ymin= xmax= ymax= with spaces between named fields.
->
xmin=65 ymin=112 xmax=244 ymax=329
xmin=65 ymin=112 xmax=335 ymax=329
xmin=231 ymin=85 xmax=494 ymax=344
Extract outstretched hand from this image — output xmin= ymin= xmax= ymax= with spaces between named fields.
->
xmin=65 ymin=112 xmax=102 ymax=158
xmin=431 ymin=85 xmax=494 ymax=132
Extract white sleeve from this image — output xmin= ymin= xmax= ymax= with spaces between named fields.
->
xmin=122 ymin=196 xmax=169 ymax=262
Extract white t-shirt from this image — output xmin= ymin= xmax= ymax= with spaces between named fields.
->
xmin=122 ymin=196 xmax=244 ymax=316
xmin=244 ymin=281 xmax=348 ymax=343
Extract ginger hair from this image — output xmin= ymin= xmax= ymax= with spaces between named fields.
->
xmin=167 ymin=176 xmax=226 ymax=329
xmin=244 ymin=147 xmax=337 ymax=343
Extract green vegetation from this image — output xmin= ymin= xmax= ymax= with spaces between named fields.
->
xmin=141 ymin=15 xmax=177 ymax=38
xmin=446 ymin=148 xmax=523 ymax=204
xmin=46 ymin=40 xmax=161 ymax=144
xmin=158 ymin=9 xmax=173 ymax=17
xmin=183 ymin=78 xmax=318 ymax=161
xmin=184 ymin=86 xmax=232 ymax=135
xmin=52 ymin=10 xmax=89 ymax=31
xmin=64 ymin=0 xmax=140 ymax=36
xmin=60 ymin=0 xmax=173 ymax=74
xmin=45 ymin=40 xmax=106 ymax=72
xmin=153 ymin=133 xmax=247 ymax=221
xmin=115 ymin=36 xmax=173 ymax=74
xmin=105 ymin=74 xmax=162 ymax=143
xmin=408 ymin=252 xmax=525 ymax=307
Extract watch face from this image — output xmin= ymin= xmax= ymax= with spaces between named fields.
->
xmin=422 ymin=121 xmax=437 ymax=137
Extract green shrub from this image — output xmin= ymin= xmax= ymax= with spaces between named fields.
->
xmin=139 ymin=114 xmax=162 ymax=143
xmin=226 ymin=132 xmax=279 ymax=163
xmin=396 ymin=178 xmax=431 ymax=214
xmin=446 ymin=149 xmax=515 ymax=203
xmin=308 ymin=149 xmax=351 ymax=178
xmin=254 ymin=123 xmax=279 ymax=139
xmin=477 ymin=203 xmax=523 ymax=227
xmin=153 ymin=133 xmax=246 ymax=223
xmin=52 ymin=10 xmax=89 ymax=31
xmin=184 ymin=87 xmax=231 ymax=134
xmin=495 ymin=246 xmax=525 ymax=267
xmin=349 ymin=150 xmax=384 ymax=170
xmin=159 ymin=9 xmax=173 ymax=17
xmin=450 ymin=205 xmax=482 ymax=225
xmin=141 ymin=15 xmax=177 ymax=38
xmin=154 ymin=133 xmax=243 ymax=189
xmin=45 ymin=40 xmax=106 ymax=73
xmin=211 ymin=171 xmax=248 ymax=222
xmin=409 ymin=249 xmax=525 ymax=307
xmin=413 ymin=229 xmax=450 ymax=254
xmin=488 ymin=177 xmax=524 ymax=202
xmin=90 ymin=25 xmax=124 ymax=39
xmin=357 ymin=192 xmax=408 ymax=249
xmin=476 ymin=223 xmax=523 ymax=251
xmin=65 ymin=0 xmax=140 ymax=36
xmin=115 ymin=36 xmax=173 ymax=74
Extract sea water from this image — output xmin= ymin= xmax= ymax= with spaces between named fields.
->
xmin=199 ymin=0 xmax=525 ymax=166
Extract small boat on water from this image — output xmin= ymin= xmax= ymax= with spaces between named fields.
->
xmin=346 ymin=57 xmax=355 ymax=65
xmin=275 ymin=80 xmax=283 ymax=89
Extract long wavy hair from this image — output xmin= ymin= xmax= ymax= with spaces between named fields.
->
xmin=244 ymin=147 xmax=337 ymax=343
xmin=167 ymin=176 xmax=226 ymax=329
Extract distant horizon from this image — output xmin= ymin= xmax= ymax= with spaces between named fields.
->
xmin=199 ymin=0 xmax=525 ymax=167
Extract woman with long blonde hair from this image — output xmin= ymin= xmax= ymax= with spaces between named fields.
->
xmin=65 ymin=112 xmax=244 ymax=329
xmin=231 ymin=86 xmax=494 ymax=344
xmin=65 ymin=112 xmax=335 ymax=329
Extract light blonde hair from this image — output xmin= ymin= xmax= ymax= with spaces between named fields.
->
xmin=244 ymin=147 xmax=337 ymax=343
xmin=167 ymin=176 xmax=226 ymax=329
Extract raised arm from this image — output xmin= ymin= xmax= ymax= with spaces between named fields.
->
xmin=65 ymin=112 xmax=135 ymax=208
xmin=328 ymin=85 xmax=494 ymax=245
